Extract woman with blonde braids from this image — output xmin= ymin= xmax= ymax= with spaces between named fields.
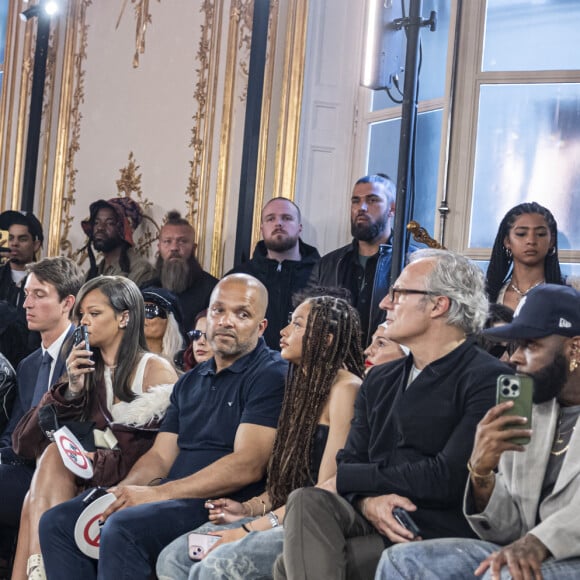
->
xmin=157 ymin=295 xmax=365 ymax=580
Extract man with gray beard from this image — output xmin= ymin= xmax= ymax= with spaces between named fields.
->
xmin=309 ymin=174 xmax=403 ymax=345
xmin=155 ymin=211 xmax=217 ymax=330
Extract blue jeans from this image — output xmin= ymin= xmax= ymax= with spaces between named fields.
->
xmin=39 ymin=489 xmax=209 ymax=580
xmin=375 ymin=538 xmax=580 ymax=580
xmin=157 ymin=518 xmax=284 ymax=580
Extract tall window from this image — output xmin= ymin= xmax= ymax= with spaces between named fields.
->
xmin=0 ymin=0 xmax=8 ymax=97
xmin=357 ymin=0 xmax=452 ymax=238
xmin=447 ymin=0 xmax=580 ymax=276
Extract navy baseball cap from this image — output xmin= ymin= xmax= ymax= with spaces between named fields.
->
xmin=483 ymin=284 xmax=580 ymax=340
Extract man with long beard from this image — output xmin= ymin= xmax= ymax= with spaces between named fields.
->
xmin=155 ymin=211 xmax=217 ymax=330
xmin=309 ymin=174 xmax=401 ymax=345
xmin=228 ymin=197 xmax=320 ymax=350
xmin=375 ymin=283 xmax=580 ymax=580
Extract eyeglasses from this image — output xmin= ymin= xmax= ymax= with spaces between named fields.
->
xmin=144 ymin=303 xmax=168 ymax=319
xmin=188 ymin=329 xmax=207 ymax=342
xmin=387 ymin=286 xmax=437 ymax=303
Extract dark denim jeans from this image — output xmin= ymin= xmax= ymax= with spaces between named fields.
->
xmin=39 ymin=489 xmax=208 ymax=580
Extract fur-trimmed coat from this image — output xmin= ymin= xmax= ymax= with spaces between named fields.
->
xmin=12 ymin=380 xmax=173 ymax=488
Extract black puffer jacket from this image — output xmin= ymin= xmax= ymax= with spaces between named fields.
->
xmin=229 ymin=239 xmax=320 ymax=350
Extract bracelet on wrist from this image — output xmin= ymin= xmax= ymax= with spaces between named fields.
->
xmin=267 ymin=511 xmax=280 ymax=528
xmin=243 ymin=501 xmax=254 ymax=517
xmin=241 ymin=523 xmax=252 ymax=534
xmin=467 ymin=460 xmax=494 ymax=479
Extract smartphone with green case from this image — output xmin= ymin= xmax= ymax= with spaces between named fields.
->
xmin=496 ymin=374 xmax=534 ymax=445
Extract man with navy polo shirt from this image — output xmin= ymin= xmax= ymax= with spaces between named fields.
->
xmin=39 ymin=273 xmax=287 ymax=580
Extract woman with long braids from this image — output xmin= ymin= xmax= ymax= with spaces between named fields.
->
xmin=157 ymin=295 xmax=365 ymax=580
xmin=486 ymin=202 xmax=565 ymax=310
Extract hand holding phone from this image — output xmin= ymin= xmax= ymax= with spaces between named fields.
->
xmin=68 ymin=325 xmax=94 ymax=393
xmin=392 ymin=507 xmax=421 ymax=538
xmin=188 ymin=532 xmax=220 ymax=561
xmin=496 ymin=374 xmax=533 ymax=445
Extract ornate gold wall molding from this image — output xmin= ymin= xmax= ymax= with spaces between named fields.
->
xmin=0 ymin=0 xmax=19 ymax=209
xmin=115 ymin=152 xmax=159 ymax=258
xmin=57 ymin=0 xmax=92 ymax=259
xmin=116 ymin=0 xmax=160 ymax=68
xmin=186 ymin=0 xmax=222 ymax=264
xmin=211 ymin=0 xmax=254 ymax=276
xmin=273 ymin=0 xmax=308 ymax=203
xmin=8 ymin=7 xmax=36 ymax=211
xmin=251 ymin=0 xmax=279 ymax=250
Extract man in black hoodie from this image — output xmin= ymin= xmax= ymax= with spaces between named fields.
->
xmin=228 ymin=197 xmax=320 ymax=350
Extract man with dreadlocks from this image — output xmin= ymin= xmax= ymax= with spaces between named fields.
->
xmin=81 ymin=197 xmax=156 ymax=286
xmin=156 ymin=295 xmax=365 ymax=580
xmin=274 ymin=250 xmax=511 ymax=580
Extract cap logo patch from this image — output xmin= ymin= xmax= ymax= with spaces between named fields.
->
xmin=513 ymin=296 xmax=526 ymax=317
xmin=559 ymin=318 xmax=572 ymax=329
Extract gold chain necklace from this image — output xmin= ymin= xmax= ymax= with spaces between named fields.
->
xmin=551 ymin=424 xmax=575 ymax=456
xmin=510 ymin=279 xmax=545 ymax=297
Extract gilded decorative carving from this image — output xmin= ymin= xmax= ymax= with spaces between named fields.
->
xmin=236 ymin=0 xmax=254 ymax=101
xmin=251 ymin=0 xmax=279 ymax=250
xmin=59 ymin=0 xmax=92 ymax=260
xmin=116 ymin=0 xmax=160 ymax=68
xmin=211 ymin=0 xmax=251 ymax=276
xmin=407 ymin=220 xmax=446 ymax=249
xmin=115 ymin=152 xmax=160 ymax=258
xmin=273 ymin=0 xmax=308 ymax=205
xmin=186 ymin=0 xmax=219 ymax=256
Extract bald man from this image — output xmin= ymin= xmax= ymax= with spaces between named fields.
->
xmin=39 ymin=274 xmax=288 ymax=580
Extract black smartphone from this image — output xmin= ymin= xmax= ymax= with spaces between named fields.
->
xmin=392 ymin=507 xmax=421 ymax=538
xmin=496 ymin=374 xmax=533 ymax=445
xmin=74 ymin=324 xmax=90 ymax=351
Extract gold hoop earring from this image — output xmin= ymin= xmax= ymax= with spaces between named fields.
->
xmin=571 ymin=358 xmax=579 ymax=373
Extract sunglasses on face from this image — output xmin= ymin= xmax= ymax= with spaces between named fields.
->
xmin=188 ymin=329 xmax=207 ymax=342
xmin=488 ymin=342 xmax=518 ymax=359
xmin=144 ymin=303 xmax=168 ymax=319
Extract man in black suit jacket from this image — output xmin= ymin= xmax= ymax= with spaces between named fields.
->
xmin=0 ymin=257 xmax=84 ymax=533
xmin=274 ymin=250 xmax=512 ymax=580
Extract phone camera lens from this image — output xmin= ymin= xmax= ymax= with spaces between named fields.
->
xmin=502 ymin=387 xmax=510 ymax=397
xmin=502 ymin=378 xmax=510 ymax=387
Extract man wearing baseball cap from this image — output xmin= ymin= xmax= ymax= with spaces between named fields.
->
xmin=374 ymin=283 xmax=580 ymax=579
xmin=81 ymin=197 xmax=155 ymax=286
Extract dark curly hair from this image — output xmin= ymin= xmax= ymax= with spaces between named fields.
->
xmin=486 ymin=202 xmax=564 ymax=302
xmin=266 ymin=296 xmax=365 ymax=509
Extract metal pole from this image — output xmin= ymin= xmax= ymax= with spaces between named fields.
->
xmin=21 ymin=6 xmax=51 ymax=214
xmin=390 ymin=0 xmax=423 ymax=284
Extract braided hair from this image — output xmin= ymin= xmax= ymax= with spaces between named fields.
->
xmin=486 ymin=202 xmax=564 ymax=302
xmin=266 ymin=296 xmax=365 ymax=509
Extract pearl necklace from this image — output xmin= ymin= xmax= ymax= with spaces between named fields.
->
xmin=510 ymin=279 xmax=545 ymax=297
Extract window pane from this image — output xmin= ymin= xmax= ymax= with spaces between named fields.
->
xmin=0 ymin=0 xmax=8 ymax=64
xmin=371 ymin=0 xmax=450 ymax=111
xmin=367 ymin=109 xmax=443 ymax=237
xmin=483 ymin=0 xmax=580 ymax=72
xmin=469 ymin=84 xmax=580 ymax=250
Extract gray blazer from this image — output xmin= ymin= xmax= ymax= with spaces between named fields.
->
xmin=464 ymin=399 xmax=580 ymax=560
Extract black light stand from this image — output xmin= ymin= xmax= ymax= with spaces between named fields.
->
xmin=389 ymin=0 xmax=436 ymax=284
xmin=20 ymin=1 xmax=52 ymax=214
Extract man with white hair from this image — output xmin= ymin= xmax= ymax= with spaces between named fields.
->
xmin=375 ymin=283 xmax=580 ymax=580
xmin=274 ymin=250 xmax=510 ymax=580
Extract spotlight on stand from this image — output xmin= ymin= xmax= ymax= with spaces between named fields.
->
xmin=361 ymin=0 xmax=405 ymax=90
xmin=19 ymin=1 xmax=59 ymax=21
xmin=44 ymin=1 xmax=59 ymax=16
xmin=19 ymin=6 xmax=40 ymax=22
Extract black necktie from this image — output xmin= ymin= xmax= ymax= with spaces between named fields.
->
xmin=33 ymin=351 xmax=53 ymax=404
